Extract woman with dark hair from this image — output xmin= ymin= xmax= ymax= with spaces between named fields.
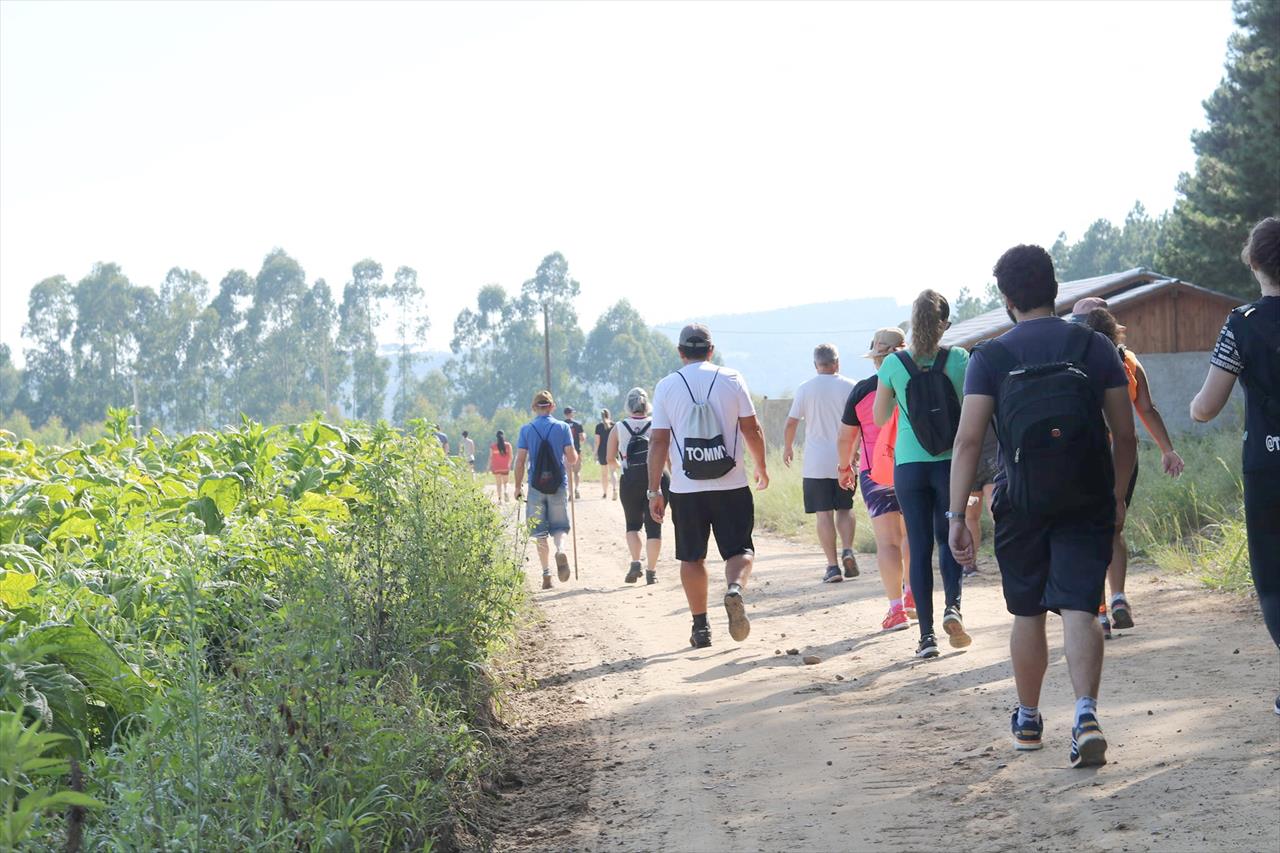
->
xmin=490 ymin=429 xmax=512 ymax=503
xmin=874 ymin=290 xmax=970 ymax=658
xmin=1191 ymin=216 xmax=1280 ymax=716
xmin=595 ymin=408 xmax=617 ymax=500
xmin=1080 ymin=306 xmax=1184 ymax=637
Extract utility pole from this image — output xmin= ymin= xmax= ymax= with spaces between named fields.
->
xmin=542 ymin=300 xmax=552 ymax=394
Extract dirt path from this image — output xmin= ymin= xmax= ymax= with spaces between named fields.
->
xmin=489 ymin=492 xmax=1279 ymax=853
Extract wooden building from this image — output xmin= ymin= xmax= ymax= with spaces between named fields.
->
xmin=941 ymin=268 xmax=1245 ymax=435
xmin=941 ymin=268 xmax=1241 ymax=353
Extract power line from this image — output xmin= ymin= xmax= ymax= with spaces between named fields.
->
xmin=652 ymin=324 xmax=887 ymax=336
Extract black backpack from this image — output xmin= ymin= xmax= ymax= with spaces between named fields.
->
xmin=529 ymin=421 xmax=564 ymax=494
xmin=981 ymin=324 xmax=1113 ymax=517
xmin=619 ymin=420 xmax=651 ymax=484
xmin=896 ymin=348 xmax=961 ymax=456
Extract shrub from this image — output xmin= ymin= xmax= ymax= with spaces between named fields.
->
xmin=0 ymin=413 xmax=524 ymax=849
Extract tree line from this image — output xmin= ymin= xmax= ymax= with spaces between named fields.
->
xmin=0 ymin=249 xmax=678 ymax=440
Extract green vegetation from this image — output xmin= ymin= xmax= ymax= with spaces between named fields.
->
xmin=751 ymin=453 xmax=877 ymax=554
xmin=0 ymin=250 xmax=675 ymax=442
xmin=0 ymin=409 xmax=524 ymax=849
xmin=1128 ymin=432 xmax=1250 ymax=592
xmin=755 ymin=435 xmax=1251 ymax=593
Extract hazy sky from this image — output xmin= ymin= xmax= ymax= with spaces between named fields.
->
xmin=0 ymin=0 xmax=1238 ymax=357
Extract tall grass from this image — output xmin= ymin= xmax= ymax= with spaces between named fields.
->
xmin=752 ymin=452 xmax=878 ymax=553
xmin=1126 ymin=430 xmax=1243 ymax=553
xmin=755 ymin=434 xmax=1254 ymax=592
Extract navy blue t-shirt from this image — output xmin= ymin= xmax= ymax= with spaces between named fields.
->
xmin=964 ymin=316 xmax=1128 ymax=402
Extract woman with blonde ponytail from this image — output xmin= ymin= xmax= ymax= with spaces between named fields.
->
xmin=873 ymin=289 xmax=970 ymax=659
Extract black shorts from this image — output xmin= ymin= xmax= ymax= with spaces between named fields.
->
xmin=802 ymin=477 xmax=855 ymax=513
xmin=971 ymin=454 xmax=1000 ymax=492
xmin=620 ymin=472 xmax=668 ymax=538
xmin=669 ymin=487 xmax=755 ymax=563
xmin=991 ymin=486 xmax=1115 ymax=616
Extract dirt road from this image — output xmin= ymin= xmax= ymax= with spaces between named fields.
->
xmin=489 ymin=492 xmax=1279 ymax=853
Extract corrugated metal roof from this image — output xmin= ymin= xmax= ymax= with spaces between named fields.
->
xmin=941 ymin=268 xmax=1168 ymax=349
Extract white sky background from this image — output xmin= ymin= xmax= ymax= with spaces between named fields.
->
xmin=0 ymin=0 xmax=1238 ymax=359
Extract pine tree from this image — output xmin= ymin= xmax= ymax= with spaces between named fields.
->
xmin=1158 ymin=0 xmax=1280 ymax=298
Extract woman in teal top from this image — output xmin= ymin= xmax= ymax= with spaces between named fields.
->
xmin=873 ymin=290 xmax=969 ymax=659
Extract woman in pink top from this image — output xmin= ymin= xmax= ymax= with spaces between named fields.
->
xmin=836 ymin=328 xmax=914 ymax=631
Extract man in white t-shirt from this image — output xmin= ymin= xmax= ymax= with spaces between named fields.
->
xmin=784 ymin=344 xmax=860 ymax=584
xmin=648 ymin=323 xmax=769 ymax=649
xmin=460 ymin=430 xmax=477 ymax=473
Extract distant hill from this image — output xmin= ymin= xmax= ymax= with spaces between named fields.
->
xmin=656 ymin=297 xmax=910 ymax=397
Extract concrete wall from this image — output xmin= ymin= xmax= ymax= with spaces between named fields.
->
xmin=759 ymin=351 xmax=1241 ymax=450
xmin=1139 ymin=351 xmax=1243 ymax=438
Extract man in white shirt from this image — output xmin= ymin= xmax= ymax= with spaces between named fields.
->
xmin=648 ymin=323 xmax=769 ymax=649
xmin=784 ymin=344 xmax=860 ymax=584
xmin=460 ymin=430 xmax=477 ymax=473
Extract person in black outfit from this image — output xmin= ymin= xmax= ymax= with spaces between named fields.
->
xmin=564 ymin=407 xmax=586 ymax=500
xmin=1191 ymin=216 xmax=1280 ymax=717
xmin=594 ymin=409 xmax=618 ymax=500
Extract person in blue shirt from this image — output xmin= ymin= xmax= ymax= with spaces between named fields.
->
xmin=514 ymin=390 xmax=579 ymax=590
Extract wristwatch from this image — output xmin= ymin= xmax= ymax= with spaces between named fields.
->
xmin=646 ymin=489 xmax=663 ymax=500
xmin=944 ymin=510 xmax=965 ymax=521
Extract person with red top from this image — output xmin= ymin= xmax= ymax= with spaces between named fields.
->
xmin=836 ymin=327 xmax=915 ymax=631
xmin=490 ymin=429 xmax=512 ymax=502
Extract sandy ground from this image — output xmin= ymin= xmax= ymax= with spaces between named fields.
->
xmin=487 ymin=490 xmax=1280 ymax=853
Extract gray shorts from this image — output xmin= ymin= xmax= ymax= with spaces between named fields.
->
xmin=526 ymin=487 xmax=570 ymax=537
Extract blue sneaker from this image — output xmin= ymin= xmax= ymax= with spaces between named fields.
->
xmin=1011 ymin=709 xmax=1044 ymax=751
xmin=822 ymin=566 xmax=843 ymax=584
xmin=1070 ymin=713 xmax=1108 ymax=768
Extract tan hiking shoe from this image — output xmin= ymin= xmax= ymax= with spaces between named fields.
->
xmin=541 ymin=574 xmax=552 ymax=590
xmin=724 ymin=590 xmax=750 ymax=642
xmin=555 ymin=552 xmax=570 ymax=582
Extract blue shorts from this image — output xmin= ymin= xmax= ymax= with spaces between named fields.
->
xmin=859 ymin=470 xmax=901 ymax=518
xmin=526 ymin=487 xmax=570 ymax=537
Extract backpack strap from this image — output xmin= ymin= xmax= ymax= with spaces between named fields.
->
xmin=895 ymin=350 xmax=922 ymax=377
xmin=975 ymin=338 xmax=1017 ymax=380
xmin=929 ymin=347 xmax=950 ymax=374
xmin=621 ymin=421 xmax=636 ymax=437
xmin=1064 ymin=322 xmax=1094 ymax=366
xmin=676 ymin=369 xmax=698 ymax=403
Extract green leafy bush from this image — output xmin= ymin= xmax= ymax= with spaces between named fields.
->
xmin=0 ymin=410 xmax=524 ymax=849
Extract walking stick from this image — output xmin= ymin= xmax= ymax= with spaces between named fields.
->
xmin=569 ymin=478 xmax=579 ymax=580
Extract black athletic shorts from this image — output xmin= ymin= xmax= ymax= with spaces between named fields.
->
xmin=991 ymin=485 xmax=1115 ymax=617
xmin=620 ymin=472 xmax=669 ymax=538
xmin=669 ymin=487 xmax=755 ymax=563
xmin=802 ymin=477 xmax=855 ymax=513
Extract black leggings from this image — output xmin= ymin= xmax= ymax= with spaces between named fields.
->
xmin=894 ymin=460 xmax=963 ymax=638
xmin=1244 ymin=472 xmax=1280 ymax=648
xmin=620 ymin=472 xmax=667 ymax=539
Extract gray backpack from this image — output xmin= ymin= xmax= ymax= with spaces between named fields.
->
xmin=673 ymin=370 xmax=737 ymax=480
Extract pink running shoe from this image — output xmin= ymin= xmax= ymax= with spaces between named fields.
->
xmin=882 ymin=607 xmax=910 ymax=632
xmin=903 ymin=588 xmax=917 ymax=619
